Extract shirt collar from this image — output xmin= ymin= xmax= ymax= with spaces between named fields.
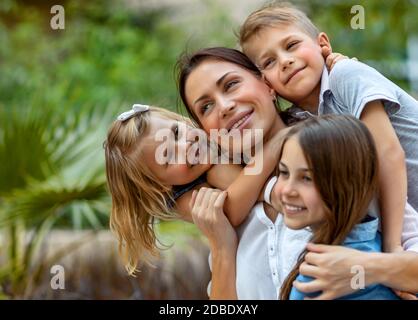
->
xmin=318 ymin=65 xmax=330 ymax=114
xmin=343 ymin=216 xmax=379 ymax=244
xmin=286 ymin=65 xmax=330 ymax=120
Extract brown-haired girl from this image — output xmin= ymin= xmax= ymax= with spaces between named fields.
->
xmin=271 ymin=114 xmax=399 ymax=299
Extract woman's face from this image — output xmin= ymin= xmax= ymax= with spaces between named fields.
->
xmin=184 ymin=59 xmax=281 ymax=151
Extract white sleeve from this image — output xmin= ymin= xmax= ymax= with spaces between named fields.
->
xmin=402 ymin=201 xmax=418 ymax=253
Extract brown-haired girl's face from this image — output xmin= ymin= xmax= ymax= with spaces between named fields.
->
xmin=272 ymin=136 xmax=327 ymax=230
xmin=184 ymin=60 xmax=280 ymax=150
xmin=141 ymin=115 xmax=212 ymax=186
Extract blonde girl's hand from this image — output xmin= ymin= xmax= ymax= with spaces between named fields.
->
xmin=321 ymin=46 xmax=358 ymax=71
xmin=190 ymin=188 xmax=237 ymax=250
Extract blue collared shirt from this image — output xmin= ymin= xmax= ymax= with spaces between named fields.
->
xmin=289 ymin=216 xmax=400 ymax=300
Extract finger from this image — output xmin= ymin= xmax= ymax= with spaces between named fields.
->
xmin=208 ymin=190 xmax=220 ymax=211
xmin=214 ymin=191 xmax=228 ymax=213
xmin=325 ymin=53 xmax=335 ymax=69
xmin=299 ymin=261 xmax=322 ymax=278
xmin=194 ymin=187 xmax=207 ymax=209
xmin=293 ymin=279 xmax=325 ymax=294
xmin=321 ymin=45 xmax=332 ymax=58
xmin=189 ymin=190 xmax=198 ymax=210
xmin=303 ymin=252 xmax=322 ymax=265
xmin=201 ymin=188 xmax=215 ymax=209
xmin=306 ymin=242 xmax=331 ymax=253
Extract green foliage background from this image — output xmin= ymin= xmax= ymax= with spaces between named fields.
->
xmin=0 ymin=0 xmax=417 ymax=298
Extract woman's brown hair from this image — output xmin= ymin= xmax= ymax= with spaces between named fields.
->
xmin=278 ymin=114 xmax=379 ymax=299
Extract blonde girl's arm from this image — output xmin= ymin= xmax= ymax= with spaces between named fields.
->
xmin=360 ymin=100 xmax=406 ymax=252
xmin=207 ymin=131 xmax=285 ymax=227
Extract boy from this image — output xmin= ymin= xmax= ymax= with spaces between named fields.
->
xmin=239 ymin=2 xmax=418 ymax=254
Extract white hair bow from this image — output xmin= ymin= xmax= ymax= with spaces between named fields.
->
xmin=117 ymin=104 xmax=150 ymax=121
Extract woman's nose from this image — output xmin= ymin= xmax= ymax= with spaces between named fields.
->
xmin=219 ymin=98 xmax=236 ymax=119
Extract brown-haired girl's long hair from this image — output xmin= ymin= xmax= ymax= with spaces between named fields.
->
xmin=176 ymin=47 xmax=263 ymax=125
xmin=279 ymin=114 xmax=380 ymax=299
xmin=104 ymin=106 xmax=191 ymax=275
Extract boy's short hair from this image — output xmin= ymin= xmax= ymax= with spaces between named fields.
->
xmin=239 ymin=2 xmax=319 ymax=47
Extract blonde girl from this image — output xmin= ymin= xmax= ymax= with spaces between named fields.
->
xmin=104 ymin=104 xmax=279 ymax=275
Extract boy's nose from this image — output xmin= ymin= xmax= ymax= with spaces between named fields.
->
xmin=281 ymin=57 xmax=295 ymax=72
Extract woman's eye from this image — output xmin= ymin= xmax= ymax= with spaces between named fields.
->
xmin=225 ymin=80 xmax=238 ymax=91
xmin=201 ymin=102 xmax=213 ymax=115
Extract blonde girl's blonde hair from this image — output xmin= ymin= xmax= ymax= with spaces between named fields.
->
xmin=277 ymin=115 xmax=379 ymax=299
xmin=239 ymin=1 xmax=319 ymax=49
xmin=104 ymin=106 xmax=192 ymax=275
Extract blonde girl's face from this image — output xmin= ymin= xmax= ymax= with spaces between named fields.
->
xmin=272 ymin=136 xmax=327 ymax=230
xmin=141 ymin=115 xmax=212 ymax=186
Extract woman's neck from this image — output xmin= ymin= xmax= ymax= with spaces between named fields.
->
xmin=264 ymin=114 xmax=287 ymax=144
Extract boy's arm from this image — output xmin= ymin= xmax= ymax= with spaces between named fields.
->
xmin=360 ymin=100 xmax=406 ymax=252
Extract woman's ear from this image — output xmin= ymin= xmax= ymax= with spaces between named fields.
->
xmin=318 ymin=32 xmax=332 ymax=53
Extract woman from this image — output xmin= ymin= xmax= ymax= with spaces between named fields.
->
xmin=176 ymin=47 xmax=418 ymax=299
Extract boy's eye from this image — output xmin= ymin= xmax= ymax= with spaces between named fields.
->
xmin=262 ymin=58 xmax=275 ymax=70
xmin=287 ymin=41 xmax=299 ymax=50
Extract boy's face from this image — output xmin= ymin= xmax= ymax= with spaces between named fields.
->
xmin=244 ymin=25 xmax=330 ymax=109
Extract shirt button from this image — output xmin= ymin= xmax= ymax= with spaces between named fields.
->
xmin=270 ymin=226 xmax=273 ymax=230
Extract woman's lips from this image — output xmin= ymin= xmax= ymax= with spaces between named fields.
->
xmin=228 ymin=111 xmax=253 ymax=133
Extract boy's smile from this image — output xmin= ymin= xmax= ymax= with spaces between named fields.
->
xmin=243 ymin=25 xmax=331 ymax=111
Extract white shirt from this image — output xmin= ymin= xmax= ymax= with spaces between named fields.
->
xmin=208 ymin=201 xmax=418 ymax=300
xmin=206 ymin=203 xmax=312 ymax=299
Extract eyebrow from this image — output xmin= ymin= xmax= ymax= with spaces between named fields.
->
xmin=279 ymin=161 xmax=312 ymax=172
xmin=193 ymin=71 xmax=236 ymax=105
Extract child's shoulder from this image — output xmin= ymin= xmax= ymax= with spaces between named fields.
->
xmin=329 ymin=59 xmax=381 ymax=82
xmin=328 ymin=59 xmax=390 ymax=93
